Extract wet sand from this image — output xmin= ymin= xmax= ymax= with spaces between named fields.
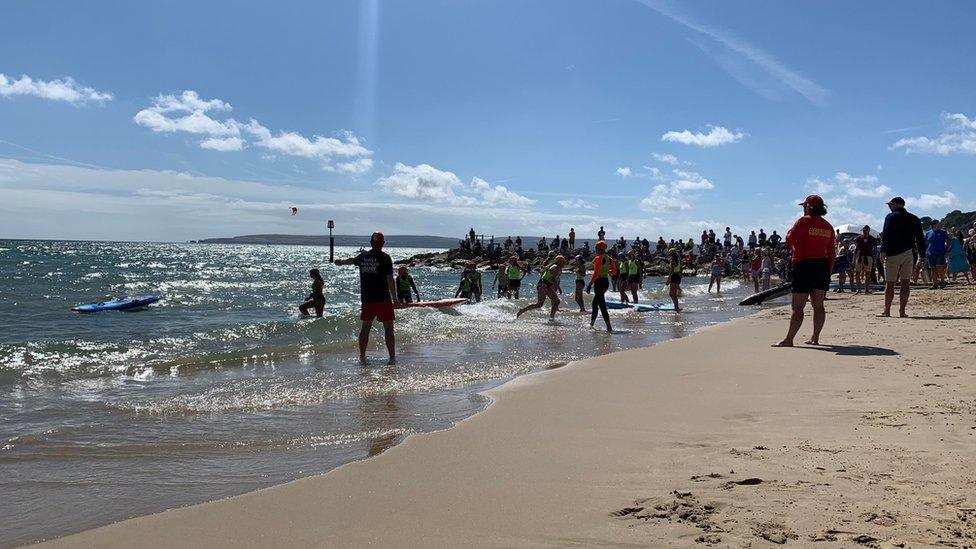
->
xmin=33 ymin=285 xmax=976 ymax=548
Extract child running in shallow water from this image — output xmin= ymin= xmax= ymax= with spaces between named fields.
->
xmin=517 ymin=255 xmax=565 ymax=321
xmin=298 ymin=268 xmax=326 ymax=317
xmin=573 ymin=255 xmax=587 ymax=312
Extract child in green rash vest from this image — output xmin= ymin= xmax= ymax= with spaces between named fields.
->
xmin=573 ymin=255 xmax=587 ymax=312
xmin=617 ymin=253 xmax=631 ymax=304
xmin=626 ymin=249 xmax=641 ymax=304
xmin=299 ymin=268 xmax=326 ymax=317
xmin=504 ymin=256 xmax=526 ymax=299
xmin=516 ymin=255 xmax=566 ymax=320
xmin=395 ymin=266 xmax=420 ymax=304
xmin=467 ymin=264 xmax=483 ymax=303
xmin=491 ymin=262 xmax=510 ymax=298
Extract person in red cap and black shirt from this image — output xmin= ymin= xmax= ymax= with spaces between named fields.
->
xmin=334 ymin=232 xmax=398 ymax=364
xmin=773 ymin=195 xmax=835 ymax=347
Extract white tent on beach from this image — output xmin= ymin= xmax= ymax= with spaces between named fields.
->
xmin=834 ymin=223 xmax=880 ymax=239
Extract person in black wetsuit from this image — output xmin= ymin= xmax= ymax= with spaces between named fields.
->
xmin=298 ymin=268 xmax=325 ymax=317
xmin=585 ymin=240 xmax=614 ymax=332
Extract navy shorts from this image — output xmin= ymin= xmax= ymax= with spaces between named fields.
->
xmin=792 ymin=258 xmax=830 ymax=294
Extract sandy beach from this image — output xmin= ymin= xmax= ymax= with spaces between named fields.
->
xmin=34 ymin=286 xmax=976 ymax=548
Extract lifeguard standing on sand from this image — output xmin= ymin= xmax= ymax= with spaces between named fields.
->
xmin=334 ymin=232 xmax=398 ymax=365
xmin=774 ymin=195 xmax=835 ymax=348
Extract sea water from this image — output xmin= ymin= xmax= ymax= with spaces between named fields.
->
xmin=0 ymin=240 xmax=756 ymax=546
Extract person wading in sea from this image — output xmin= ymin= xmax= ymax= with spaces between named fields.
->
xmin=773 ymin=195 xmax=835 ymax=348
xmin=586 ymin=241 xmax=615 ymax=332
xmin=516 ymin=255 xmax=566 ymax=321
xmin=334 ymin=232 xmax=398 ymax=365
xmin=298 ymin=268 xmax=325 ymax=317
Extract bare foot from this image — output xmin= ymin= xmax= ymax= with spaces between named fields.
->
xmin=387 ymin=357 xmax=397 ymax=365
xmin=804 ymin=339 xmax=820 ymax=345
xmin=899 ymin=312 xmax=909 ymax=318
xmin=877 ymin=312 xmax=891 ymax=317
xmin=772 ymin=340 xmax=794 ymax=347
xmin=359 ymin=356 xmax=368 ymax=366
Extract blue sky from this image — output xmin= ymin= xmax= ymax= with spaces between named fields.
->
xmin=1 ymin=0 xmax=974 ymax=242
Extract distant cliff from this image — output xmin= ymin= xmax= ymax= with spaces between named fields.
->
xmin=196 ymin=234 xmax=457 ymax=249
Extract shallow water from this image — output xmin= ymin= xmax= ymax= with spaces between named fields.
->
xmin=0 ymin=240 xmax=757 ymax=546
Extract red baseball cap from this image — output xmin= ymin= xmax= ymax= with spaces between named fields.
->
xmin=799 ymin=194 xmax=824 ymax=207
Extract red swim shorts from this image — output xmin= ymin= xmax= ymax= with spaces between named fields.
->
xmin=360 ymin=301 xmax=395 ymax=322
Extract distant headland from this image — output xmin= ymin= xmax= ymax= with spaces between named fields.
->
xmin=194 ymin=234 xmax=459 ymax=249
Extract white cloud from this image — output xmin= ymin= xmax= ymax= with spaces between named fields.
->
xmin=375 ymin=165 xmax=533 ymax=208
xmin=0 ymin=158 xmax=624 ymax=241
xmin=471 ymin=177 xmax=536 ymax=208
xmin=846 ymin=184 xmax=892 ymax=198
xmin=671 ymin=169 xmax=714 ymax=191
xmin=326 ymin=157 xmax=374 ymax=175
xmin=558 ymin=198 xmax=597 ymax=209
xmin=640 ymin=184 xmax=692 ymax=211
xmin=615 ymin=167 xmax=633 ymax=176
xmin=200 ymin=136 xmax=245 ymax=152
xmin=651 ymin=152 xmax=679 ymax=165
xmin=661 ymin=125 xmax=745 ymax=147
xmin=134 ymin=90 xmax=373 ymax=173
xmin=807 ymin=172 xmax=890 ymax=199
xmin=377 ymin=162 xmax=466 ymax=203
xmin=638 ymin=169 xmax=716 ymax=212
xmin=134 ymin=91 xmax=240 ymax=137
xmin=0 ymin=73 xmax=113 ymax=105
xmin=906 ymin=191 xmax=958 ymax=211
xmin=243 ymin=122 xmax=370 ymax=160
xmin=891 ymin=113 xmax=976 ymax=156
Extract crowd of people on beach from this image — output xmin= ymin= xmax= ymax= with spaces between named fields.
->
xmin=296 ymin=200 xmax=974 ymax=364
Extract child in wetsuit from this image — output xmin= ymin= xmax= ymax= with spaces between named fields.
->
xmin=299 ymin=268 xmax=326 ymax=317
xmin=396 ymin=266 xmax=420 ymax=304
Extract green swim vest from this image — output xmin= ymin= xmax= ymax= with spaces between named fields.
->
xmin=597 ymin=255 xmax=611 ymax=279
xmin=507 ymin=265 xmax=521 ymax=279
xmin=397 ymin=275 xmax=412 ymax=291
xmin=628 ymin=260 xmax=640 ymax=275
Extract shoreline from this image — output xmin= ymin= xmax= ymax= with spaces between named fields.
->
xmin=33 ymin=286 xmax=976 ymax=548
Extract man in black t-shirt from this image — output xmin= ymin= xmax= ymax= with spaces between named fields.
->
xmin=334 ymin=232 xmax=397 ymax=364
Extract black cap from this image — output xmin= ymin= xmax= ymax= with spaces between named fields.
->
xmin=886 ymin=196 xmax=905 ymax=206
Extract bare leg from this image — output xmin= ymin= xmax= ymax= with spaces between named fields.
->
xmin=382 ymin=320 xmax=396 ymax=364
xmin=575 ymin=284 xmax=586 ymax=312
xmin=669 ymin=283 xmax=681 ymax=311
xmin=359 ymin=321 xmax=373 ymax=364
xmin=773 ymin=293 xmax=808 ymax=347
xmin=808 ymin=289 xmax=826 ymax=345
xmin=630 ymin=282 xmax=638 ymax=304
xmin=898 ymin=280 xmax=910 ymax=317
xmin=882 ymin=282 xmax=895 ymax=316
